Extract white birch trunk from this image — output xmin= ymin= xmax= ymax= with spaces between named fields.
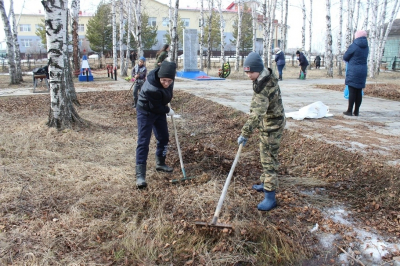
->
xmin=235 ymin=0 xmax=242 ymax=71
xmin=280 ymin=0 xmax=283 ymax=50
xmin=267 ymin=0 xmax=277 ymax=68
xmin=218 ymin=0 xmax=225 ymax=64
xmin=0 ymin=0 xmax=17 ymax=84
xmin=199 ymin=0 xmax=204 ymax=70
xmin=112 ymin=0 xmax=117 ymax=70
xmin=9 ymin=0 xmax=22 ymax=82
xmin=207 ymin=0 xmax=213 ymax=71
xmin=136 ymin=0 xmax=143 ymax=57
xmin=337 ymin=0 xmax=343 ymax=76
xmin=252 ymin=2 xmax=257 ymax=52
xmin=170 ymin=0 xmax=179 ymax=63
xmin=345 ymin=0 xmax=353 ymax=49
xmin=354 ymin=0 xmax=360 ymax=31
xmin=125 ymin=0 xmax=131 ymax=69
xmin=71 ymin=0 xmax=80 ymax=72
xmin=362 ymin=0 xmax=370 ymax=30
xmin=368 ymin=0 xmax=378 ymax=78
xmin=301 ymin=0 xmax=306 ymax=53
xmin=42 ymin=0 xmax=81 ymax=128
xmin=325 ymin=0 xmax=333 ymax=77
xmin=283 ymin=0 xmax=288 ymax=52
xmin=308 ymin=0 xmax=312 ymax=70
xmin=375 ymin=0 xmax=387 ymax=74
xmin=262 ymin=0 xmax=268 ymax=65
xmin=264 ymin=0 xmax=271 ymax=67
xmin=119 ymin=0 xmax=127 ymax=76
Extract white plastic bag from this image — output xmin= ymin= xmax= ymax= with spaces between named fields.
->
xmin=286 ymin=101 xmax=333 ymax=120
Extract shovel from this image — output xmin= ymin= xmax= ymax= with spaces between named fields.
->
xmin=195 ymin=143 xmax=243 ymax=229
xmin=168 ymin=104 xmax=196 ymax=183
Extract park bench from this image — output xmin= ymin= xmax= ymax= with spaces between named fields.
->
xmin=32 ymin=66 xmax=50 ymax=93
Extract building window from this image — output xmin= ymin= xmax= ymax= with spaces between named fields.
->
xmin=21 ymin=39 xmax=32 ymax=47
xmin=148 ymin=17 xmax=157 ymax=27
xmin=181 ymin=18 xmax=190 ymax=27
xmin=162 ymin=17 xmax=169 ymax=27
xmin=78 ymin=24 xmax=85 ymax=32
xmin=19 ymin=24 xmax=31 ymax=32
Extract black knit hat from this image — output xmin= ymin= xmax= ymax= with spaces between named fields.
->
xmin=243 ymin=52 xmax=264 ymax=72
xmin=296 ymin=50 xmax=301 ymax=55
xmin=158 ymin=61 xmax=176 ymax=79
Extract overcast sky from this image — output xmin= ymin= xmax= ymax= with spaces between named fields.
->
xmin=1 ymin=0 xmax=400 ymax=53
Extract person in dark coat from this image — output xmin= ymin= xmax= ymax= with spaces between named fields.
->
xmin=296 ymin=50 xmax=309 ymax=79
xmin=155 ymin=44 xmax=170 ymax=68
xmin=274 ymin=47 xmax=285 ymax=81
xmin=130 ymin=51 xmax=137 ymax=68
xmin=314 ymin=55 xmax=321 ymax=69
xmin=343 ymin=30 xmax=369 ymax=116
xmin=131 ymin=56 xmax=147 ymax=108
xmin=135 ymin=61 xmax=176 ymax=189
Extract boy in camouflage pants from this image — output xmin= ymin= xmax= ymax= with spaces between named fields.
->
xmin=237 ymin=52 xmax=286 ymax=211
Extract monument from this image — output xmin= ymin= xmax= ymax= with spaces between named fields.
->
xmin=78 ymin=55 xmax=94 ymax=82
xmin=176 ymin=29 xmax=224 ymax=80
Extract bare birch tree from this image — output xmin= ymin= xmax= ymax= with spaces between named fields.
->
xmin=125 ymin=0 xmax=131 ymax=69
xmin=135 ymin=0 xmax=143 ymax=56
xmin=280 ymin=0 xmax=283 ymax=50
xmin=119 ymin=0 xmax=127 ymax=76
xmin=325 ymin=0 xmax=333 ymax=77
xmin=9 ymin=0 xmax=22 ymax=82
xmin=337 ymin=0 xmax=343 ymax=76
xmin=71 ymin=0 xmax=80 ymax=73
xmin=217 ymin=0 xmax=225 ymax=64
xmin=308 ymin=0 xmax=312 ymax=70
xmin=375 ymin=0 xmax=387 ymax=73
xmin=235 ymin=0 xmax=242 ymax=71
xmin=0 ymin=0 xmax=17 ymax=84
xmin=282 ymin=0 xmax=288 ymax=52
xmin=362 ymin=0 xmax=370 ymax=30
xmin=199 ymin=0 xmax=204 ymax=70
xmin=262 ymin=0 xmax=268 ymax=65
xmin=267 ymin=0 xmax=277 ymax=68
xmin=345 ymin=0 xmax=354 ymax=49
xmin=301 ymin=0 xmax=306 ymax=53
xmin=112 ymin=0 xmax=117 ymax=70
xmin=168 ymin=0 xmax=173 ymax=59
xmin=354 ymin=0 xmax=361 ymax=31
xmin=170 ymin=0 xmax=179 ymax=63
xmin=42 ymin=0 xmax=81 ymax=129
xmin=252 ymin=2 xmax=257 ymax=52
xmin=207 ymin=0 xmax=213 ymax=71
xmin=368 ymin=0 xmax=378 ymax=78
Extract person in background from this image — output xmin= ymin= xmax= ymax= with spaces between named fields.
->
xmin=237 ymin=52 xmax=286 ymax=211
xmin=154 ymin=44 xmax=170 ymax=68
xmin=314 ymin=55 xmax=321 ymax=69
xmin=130 ymin=51 xmax=137 ymax=68
xmin=343 ymin=30 xmax=369 ymax=116
xmin=131 ymin=56 xmax=147 ymax=108
xmin=296 ymin=50 xmax=309 ymax=79
xmin=274 ymin=47 xmax=286 ymax=81
xmin=135 ymin=61 xmax=177 ymax=189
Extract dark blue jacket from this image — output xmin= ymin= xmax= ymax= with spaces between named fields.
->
xmin=136 ymin=68 xmax=173 ymax=114
xmin=297 ymin=52 xmax=309 ymax=66
xmin=274 ymin=51 xmax=286 ymax=66
xmin=343 ymin=36 xmax=369 ymax=89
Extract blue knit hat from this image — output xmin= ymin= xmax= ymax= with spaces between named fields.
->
xmin=139 ymin=56 xmax=146 ymax=62
xmin=244 ymin=52 xmax=264 ymax=72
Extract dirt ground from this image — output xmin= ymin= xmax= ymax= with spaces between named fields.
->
xmin=0 ymin=67 xmax=400 ymax=265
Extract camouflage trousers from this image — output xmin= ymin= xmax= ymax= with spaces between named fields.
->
xmin=259 ymin=126 xmax=284 ymax=191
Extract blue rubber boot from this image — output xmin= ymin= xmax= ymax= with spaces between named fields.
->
xmin=252 ymin=183 xmax=264 ymax=192
xmin=257 ymin=190 xmax=277 ymax=211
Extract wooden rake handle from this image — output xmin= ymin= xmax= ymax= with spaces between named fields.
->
xmin=168 ymin=103 xmax=186 ymax=177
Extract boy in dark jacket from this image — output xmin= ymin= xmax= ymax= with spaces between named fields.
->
xmin=131 ymin=56 xmax=147 ymax=108
xmin=296 ymin=50 xmax=309 ymax=79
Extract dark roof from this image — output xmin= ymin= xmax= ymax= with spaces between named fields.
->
xmin=387 ymin=18 xmax=400 ymax=36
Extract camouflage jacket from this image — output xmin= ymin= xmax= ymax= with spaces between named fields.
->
xmin=241 ymin=68 xmax=286 ymax=138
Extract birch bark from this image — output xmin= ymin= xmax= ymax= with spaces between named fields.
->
xmin=235 ymin=0 xmax=242 ymax=71
xmin=125 ymin=0 xmax=131 ymax=69
xmin=42 ymin=0 xmax=81 ymax=129
xmin=112 ymin=0 xmax=117 ymax=70
xmin=337 ymin=0 xmax=343 ymax=76
xmin=368 ymin=0 xmax=378 ymax=78
xmin=262 ymin=0 xmax=268 ymax=65
xmin=283 ymin=0 xmax=288 ymax=52
xmin=362 ymin=0 xmax=370 ymax=30
xmin=301 ymin=0 xmax=306 ymax=53
xmin=136 ymin=0 xmax=142 ymax=56
xmin=376 ymin=0 xmax=387 ymax=74
xmin=218 ymin=0 xmax=225 ymax=64
xmin=119 ymin=0 xmax=127 ymax=76
xmin=199 ymin=0 xmax=204 ymax=70
xmin=171 ymin=0 xmax=179 ymax=63
xmin=308 ymin=0 xmax=312 ymax=70
xmin=252 ymin=2 xmax=257 ymax=52
xmin=207 ymin=0 xmax=213 ymax=71
xmin=9 ymin=0 xmax=22 ymax=82
xmin=71 ymin=0 xmax=80 ymax=72
xmin=325 ymin=0 xmax=333 ymax=77
xmin=267 ymin=0 xmax=276 ymax=68
xmin=345 ymin=0 xmax=353 ymax=49
xmin=0 ymin=0 xmax=17 ymax=84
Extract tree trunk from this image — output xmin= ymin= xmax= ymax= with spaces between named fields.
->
xmin=354 ymin=0 xmax=361 ymax=31
xmin=325 ymin=0 xmax=333 ymax=77
xmin=345 ymin=0 xmax=354 ymax=49
xmin=218 ymin=0 xmax=225 ymax=64
xmin=280 ymin=0 xmax=283 ymax=51
xmin=112 ymin=0 xmax=117 ymax=70
xmin=9 ymin=0 xmax=22 ymax=82
xmin=337 ymin=0 xmax=343 ymax=76
xmin=375 ymin=0 xmax=387 ymax=75
xmin=283 ymin=0 xmax=288 ymax=52
xmin=65 ymin=9 xmax=79 ymax=106
xmin=235 ymin=0 xmax=242 ymax=71
xmin=170 ymin=0 xmax=179 ymax=63
xmin=252 ymin=2 xmax=257 ymax=52
xmin=207 ymin=0 xmax=212 ymax=71
xmin=136 ymin=0 xmax=142 ymax=56
xmin=368 ymin=0 xmax=378 ymax=78
xmin=119 ymin=0 xmax=127 ymax=76
xmin=71 ymin=0 xmax=80 ymax=73
xmin=126 ymin=0 xmax=131 ymax=69
xmin=308 ymin=0 xmax=312 ymax=70
xmin=262 ymin=0 xmax=268 ymax=65
xmin=199 ymin=0 xmax=204 ymax=70
xmin=267 ymin=0 xmax=276 ymax=68
xmin=0 ymin=0 xmax=17 ymax=84
xmin=301 ymin=0 xmax=306 ymax=53
xmin=42 ymin=0 xmax=81 ymax=129
xmin=362 ymin=0 xmax=370 ymax=30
